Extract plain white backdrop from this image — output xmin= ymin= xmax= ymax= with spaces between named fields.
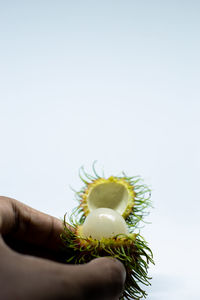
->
xmin=0 ymin=1 xmax=200 ymax=299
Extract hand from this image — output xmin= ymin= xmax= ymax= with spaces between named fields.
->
xmin=0 ymin=196 xmax=126 ymax=300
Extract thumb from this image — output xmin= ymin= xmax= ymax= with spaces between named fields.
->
xmin=79 ymin=257 xmax=126 ymax=300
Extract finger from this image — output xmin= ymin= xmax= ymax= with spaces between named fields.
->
xmin=0 ymin=244 xmax=80 ymax=300
xmin=0 ymin=196 xmax=67 ymax=254
xmin=0 ymin=245 xmax=126 ymax=300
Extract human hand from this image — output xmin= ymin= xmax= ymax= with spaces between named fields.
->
xmin=0 ymin=196 xmax=126 ymax=300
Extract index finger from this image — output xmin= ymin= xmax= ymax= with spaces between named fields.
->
xmin=0 ymin=196 xmax=66 ymax=254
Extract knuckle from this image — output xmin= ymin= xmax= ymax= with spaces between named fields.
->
xmin=0 ymin=196 xmax=11 ymax=204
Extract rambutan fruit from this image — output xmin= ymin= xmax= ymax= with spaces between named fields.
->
xmin=61 ymin=164 xmax=154 ymax=299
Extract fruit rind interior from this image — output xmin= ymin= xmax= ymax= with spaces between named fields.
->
xmin=81 ymin=177 xmax=136 ymax=218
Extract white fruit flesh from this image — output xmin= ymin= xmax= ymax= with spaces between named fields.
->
xmin=87 ymin=182 xmax=129 ymax=215
xmin=81 ymin=207 xmax=128 ymax=240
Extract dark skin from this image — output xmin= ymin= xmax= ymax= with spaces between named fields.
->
xmin=0 ymin=196 xmax=126 ymax=300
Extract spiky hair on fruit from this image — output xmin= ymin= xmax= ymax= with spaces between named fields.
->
xmin=61 ymin=163 xmax=154 ymax=300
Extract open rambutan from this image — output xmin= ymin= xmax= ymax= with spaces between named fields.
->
xmin=61 ymin=163 xmax=154 ymax=299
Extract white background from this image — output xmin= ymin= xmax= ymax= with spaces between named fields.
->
xmin=0 ymin=1 xmax=200 ymax=299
